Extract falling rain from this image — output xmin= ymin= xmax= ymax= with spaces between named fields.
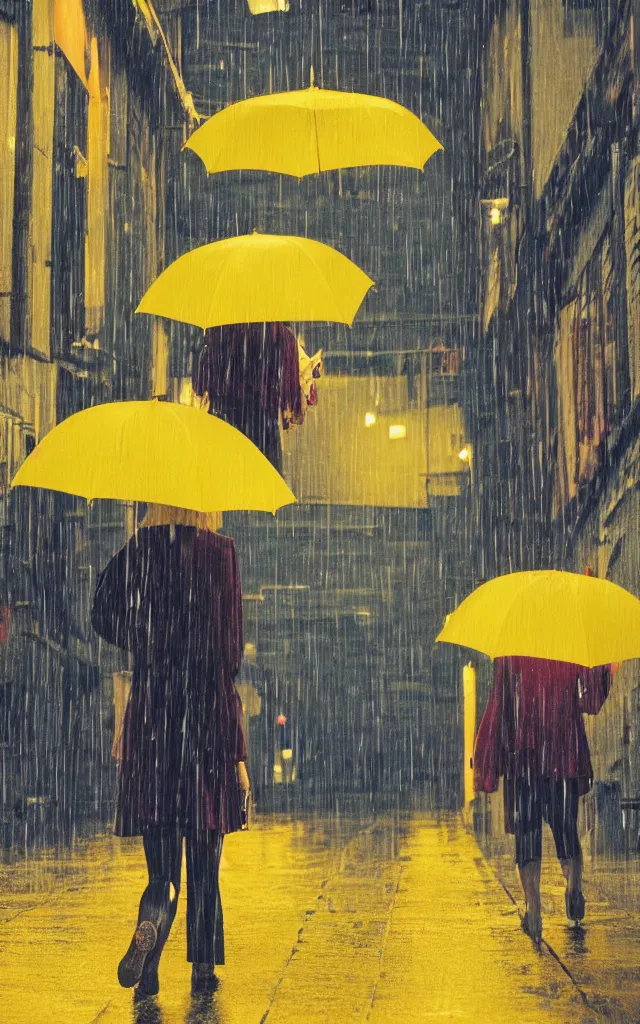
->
xmin=1 ymin=0 xmax=640 ymax=1021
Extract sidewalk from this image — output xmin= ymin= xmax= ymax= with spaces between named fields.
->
xmin=478 ymin=828 xmax=640 ymax=1024
xmin=0 ymin=812 xmax=628 ymax=1023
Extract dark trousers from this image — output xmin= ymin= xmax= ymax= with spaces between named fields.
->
xmin=515 ymin=777 xmax=581 ymax=868
xmin=140 ymin=826 xmax=224 ymax=965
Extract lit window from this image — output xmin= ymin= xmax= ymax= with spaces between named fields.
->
xmin=389 ymin=425 xmax=407 ymax=440
xmin=365 ymin=412 xmax=376 ymax=427
xmin=247 ymin=0 xmax=289 ymax=12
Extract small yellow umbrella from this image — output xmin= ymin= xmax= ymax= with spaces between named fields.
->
xmin=183 ymin=83 xmax=443 ymax=177
xmin=136 ymin=232 xmax=374 ymax=329
xmin=435 ymin=570 xmax=640 ymax=668
xmin=11 ymin=401 xmax=296 ymax=515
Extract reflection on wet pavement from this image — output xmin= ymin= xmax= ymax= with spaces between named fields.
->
xmin=1 ymin=813 xmax=637 ymax=1022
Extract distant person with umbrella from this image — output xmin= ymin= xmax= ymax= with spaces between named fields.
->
xmin=91 ymin=504 xmax=250 ymax=997
xmin=436 ymin=568 xmax=640 ymax=945
xmin=473 ymin=655 xmax=616 ymax=944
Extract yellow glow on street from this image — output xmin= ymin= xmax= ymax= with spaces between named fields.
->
xmin=0 ymin=816 xmax=610 ymax=1024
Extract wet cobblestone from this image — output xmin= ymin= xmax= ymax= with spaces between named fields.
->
xmin=0 ymin=814 xmax=632 ymax=1023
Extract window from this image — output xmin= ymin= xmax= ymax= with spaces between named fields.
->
xmin=51 ymin=52 xmax=88 ymax=357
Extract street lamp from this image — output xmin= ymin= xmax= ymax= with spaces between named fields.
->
xmin=481 ymin=197 xmax=509 ymax=226
xmin=458 ymin=444 xmax=473 ymax=493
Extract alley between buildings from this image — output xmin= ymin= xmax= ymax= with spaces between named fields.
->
xmin=3 ymin=0 xmax=640 ymax=1019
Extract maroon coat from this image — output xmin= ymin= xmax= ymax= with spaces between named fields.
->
xmin=192 ymin=322 xmax=302 ymax=471
xmin=474 ymin=656 xmax=611 ymax=833
xmin=91 ymin=526 xmax=246 ymax=837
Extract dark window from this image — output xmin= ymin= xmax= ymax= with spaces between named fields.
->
xmin=51 ymin=54 xmax=88 ymax=358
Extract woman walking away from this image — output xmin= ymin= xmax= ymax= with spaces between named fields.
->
xmin=473 ymin=656 xmax=616 ymax=946
xmin=91 ymin=504 xmax=249 ymax=997
xmin=192 ymin=322 xmax=303 ymax=473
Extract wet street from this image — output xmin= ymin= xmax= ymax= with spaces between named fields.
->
xmin=2 ymin=812 xmax=639 ymax=1024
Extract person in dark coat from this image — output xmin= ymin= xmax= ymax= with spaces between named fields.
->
xmin=91 ymin=505 xmax=249 ymax=996
xmin=474 ymin=655 xmax=616 ymax=944
xmin=192 ymin=322 xmax=303 ymax=473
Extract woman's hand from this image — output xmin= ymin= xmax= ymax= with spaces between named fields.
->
xmin=237 ymin=761 xmax=250 ymax=793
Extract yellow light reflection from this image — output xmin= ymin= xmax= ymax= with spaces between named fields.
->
xmin=179 ymin=379 xmax=193 ymax=405
xmin=365 ymin=412 xmax=376 ymax=427
xmin=463 ymin=662 xmax=477 ymax=808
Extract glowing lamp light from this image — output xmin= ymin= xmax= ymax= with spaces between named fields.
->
xmin=247 ymin=0 xmax=289 ymax=12
xmin=458 ymin=447 xmax=470 ymax=462
xmin=276 ymin=714 xmax=287 ymax=726
xmin=179 ymin=380 xmax=193 ymax=406
xmin=482 ymin=196 xmax=508 ymax=226
xmin=389 ymin=424 xmax=407 ymax=440
xmin=365 ymin=412 xmax=376 ymax=427
xmin=463 ymin=662 xmax=476 ymax=688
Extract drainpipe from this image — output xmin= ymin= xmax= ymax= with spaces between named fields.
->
xmin=520 ymin=0 xmax=534 ymax=235
xmin=610 ymin=140 xmax=631 ymax=414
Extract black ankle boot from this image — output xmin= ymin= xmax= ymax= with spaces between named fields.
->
xmin=134 ymin=894 xmax=178 ymax=997
xmin=191 ymin=964 xmax=219 ymax=994
xmin=118 ymin=921 xmax=158 ymax=988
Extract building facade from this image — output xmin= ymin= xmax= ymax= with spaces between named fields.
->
xmin=0 ymin=0 xmax=192 ymax=847
xmin=474 ymin=0 xmax=640 ymax=857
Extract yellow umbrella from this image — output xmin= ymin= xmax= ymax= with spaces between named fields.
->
xmin=136 ymin=232 xmax=374 ymax=329
xmin=11 ymin=401 xmax=296 ymax=515
xmin=183 ymin=84 xmax=443 ymax=177
xmin=435 ymin=570 xmax=640 ymax=668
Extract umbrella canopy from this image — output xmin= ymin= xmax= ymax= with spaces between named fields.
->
xmin=10 ymin=401 xmax=296 ymax=515
xmin=136 ymin=232 xmax=374 ymax=329
xmin=435 ymin=570 xmax=640 ymax=668
xmin=183 ymin=85 xmax=443 ymax=177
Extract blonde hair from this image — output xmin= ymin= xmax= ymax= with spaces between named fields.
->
xmin=140 ymin=503 xmax=222 ymax=534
